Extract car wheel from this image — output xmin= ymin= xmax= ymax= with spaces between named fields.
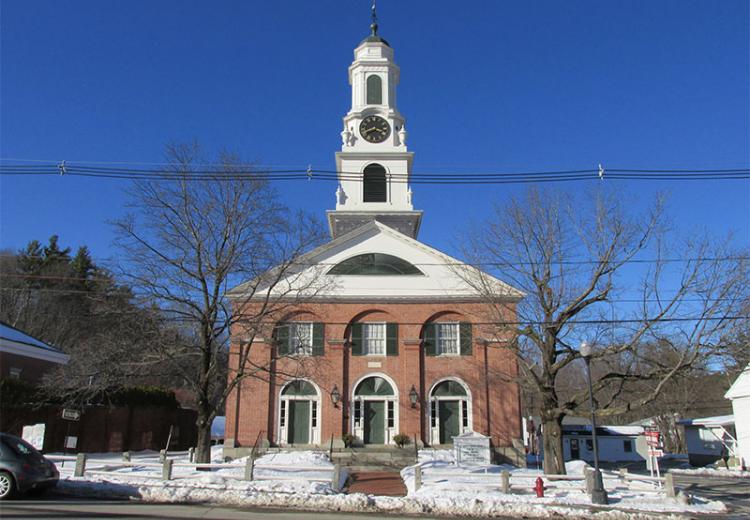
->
xmin=0 ymin=471 xmax=15 ymax=500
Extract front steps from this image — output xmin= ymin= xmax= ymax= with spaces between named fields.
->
xmin=331 ymin=446 xmax=418 ymax=470
xmin=229 ymin=444 xmax=418 ymax=470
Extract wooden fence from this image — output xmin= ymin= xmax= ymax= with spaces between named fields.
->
xmin=413 ymin=465 xmax=676 ymax=498
xmin=45 ymin=452 xmax=342 ymax=492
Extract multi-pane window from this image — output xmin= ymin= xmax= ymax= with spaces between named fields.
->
xmin=436 ymin=323 xmax=459 ymax=355
xmin=387 ymin=401 xmax=395 ymax=428
xmin=430 ymin=401 xmax=437 ymax=427
xmin=363 ymin=323 xmax=386 ymax=356
xmin=354 ymin=401 xmax=362 ymax=428
xmin=280 ymin=401 xmax=286 ymax=427
xmin=289 ymin=322 xmax=313 ymax=356
xmin=311 ymin=401 xmax=318 ymax=428
xmin=461 ymin=401 xmax=469 ymax=428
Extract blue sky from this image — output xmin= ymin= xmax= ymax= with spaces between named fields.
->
xmin=1 ymin=1 xmax=748 ymax=269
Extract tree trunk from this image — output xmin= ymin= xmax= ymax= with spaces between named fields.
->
xmin=194 ymin=409 xmax=213 ymax=464
xmin=541 ymin=413 xmax=565 ymax=474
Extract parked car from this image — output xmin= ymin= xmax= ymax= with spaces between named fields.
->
xmin=0 ymin=432 xmax=59 ymax=499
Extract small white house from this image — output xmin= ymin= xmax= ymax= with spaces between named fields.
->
xmin=562 ymin=425 xmax=645 ymax=463
xmin=679 ymin=415 xmax=736 ymax=467
xmin=725 ymin=363 xmax=750 ymax=469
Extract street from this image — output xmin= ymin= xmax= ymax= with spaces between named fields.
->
xmin=674 ymin=475 xmax=750 ymax=519
xmin=0 ymin=494 xmax=465 ymax=520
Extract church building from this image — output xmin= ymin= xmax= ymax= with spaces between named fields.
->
xmin=224 ymin=12 xmax=524 ymax=464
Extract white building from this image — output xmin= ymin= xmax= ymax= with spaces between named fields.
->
xmin=562 ymin=425 xmax=645 ymax=463
xmin=679 ymin=415 xmax=736 ymax=467
xmin=725 ymin=363 xmax=750 ymax=469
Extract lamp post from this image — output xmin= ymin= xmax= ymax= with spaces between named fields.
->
xmin=579 ymin=341 xmax=609 ymax=505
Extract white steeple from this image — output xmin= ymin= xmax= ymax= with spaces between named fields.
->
xmin=327 ymin=4 xmax=422 ymax=240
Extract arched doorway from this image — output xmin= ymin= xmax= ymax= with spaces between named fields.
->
xmin=351 ymin=375 xmax=398 ymax=445
xmin=278 ymin=380 xmax=321 ymax=446
xmin=429 ymin=379 xmax=472 ymax=445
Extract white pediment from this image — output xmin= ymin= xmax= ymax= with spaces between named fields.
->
xmin=229 ymin=221 xmax=523 ymax=302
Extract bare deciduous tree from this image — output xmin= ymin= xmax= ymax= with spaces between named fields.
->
xmin=112 ymin=143 xmax=328 ymax=463
xmin=459 ymin=187 xmax=748 ymax=474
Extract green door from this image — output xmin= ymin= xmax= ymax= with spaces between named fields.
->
xmin=439 ymin=400 xmax=460 ymax=444
xmin=288 ymin=400 xmax=310 ymax=444
xmin=364 ymin=401 xmax=385 ymax=444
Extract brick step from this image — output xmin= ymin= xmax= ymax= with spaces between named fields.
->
xmin=345 ymin=471 xmax=407 ymax=497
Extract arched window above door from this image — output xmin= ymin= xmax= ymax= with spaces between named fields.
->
xmin=354 ymin=376 xmax=394 ymax=396
xmin=432 ymin=380 xmax=468 ymax=397
xmin=281 ymin=380 xmax=318 ymax=396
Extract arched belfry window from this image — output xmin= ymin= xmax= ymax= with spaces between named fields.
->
xmin=363 ymin=164 xmax=387 ymax=202
xmin=367 ymin=75 xmax=382 ymax=105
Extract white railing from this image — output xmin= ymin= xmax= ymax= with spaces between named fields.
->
xmin=412 ymin=466 xmax=676 ymax=498
xmin=45 ymin=452 xmax=342 ymax=491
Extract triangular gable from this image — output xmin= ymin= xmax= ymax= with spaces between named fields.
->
xmin=228 ymin=221 xmax=524 ymax=301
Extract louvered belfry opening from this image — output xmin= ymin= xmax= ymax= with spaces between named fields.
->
xmin=363 ymin=163 xmax=387 ymax=202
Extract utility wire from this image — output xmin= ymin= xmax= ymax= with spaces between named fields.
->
xmin=0 ymin=303 xmax=744 ymax=326
xmin=1 ymin=253 xmax=747 ymax=267
xmin=1 ymin=163 xmax=748 ymax=184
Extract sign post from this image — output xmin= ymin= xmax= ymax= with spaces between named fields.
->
xmin=644 ymin=428 xmax=662 ymax=485
xmin=453 ymin=431 xmax=492 ymax=466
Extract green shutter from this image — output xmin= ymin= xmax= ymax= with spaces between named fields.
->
xmin=424 ymin=323 xmax=436 ymax=356
xmin=460 ymin=322 xmax=473 ymax=356
xmin=386 ymin=323 xmax=398 ymax=356
xmin=312 ymin=322 xmax=325 ymax=356
xmin=276 ymin=323 xmax=290 ymax=356
xmin=350 ymin=323 xmax=363 ymax=356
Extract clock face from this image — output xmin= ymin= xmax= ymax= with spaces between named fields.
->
xmin=359 ymin=116 xmax=391 ymax=143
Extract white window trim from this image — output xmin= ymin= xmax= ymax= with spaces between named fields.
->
xmin=277 ymin=379 xmax=322 ymax=446
xmin=427 ymin=377 xmax=473 ymax=446
xmin=362 ymin=322 xmax=387 ymax=357
xmin=436 ymin=322 xmax=460 ymax=357
xmin=350 ymin=373 xmax=399 ymax=445
xmin=288 ymin=322 xmax=314 ymax=357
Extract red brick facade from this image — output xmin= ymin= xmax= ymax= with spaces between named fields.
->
xmin=224 ymin=300 xmax=522 ymax=455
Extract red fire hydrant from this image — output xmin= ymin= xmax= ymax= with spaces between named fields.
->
xmin=535 ymin=476 xmax=545 ymax=497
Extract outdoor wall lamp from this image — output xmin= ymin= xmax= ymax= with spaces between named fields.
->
xmin=330 ymin=385 xmax=341 ymax=408
xmin=409 ymin=385 xmax=419 ymax=408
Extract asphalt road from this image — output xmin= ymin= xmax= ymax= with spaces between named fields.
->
xmin=0 ymin=495 xmax=450 ymax=520
xmin=674 ymin=475 xmax=750 ymax=520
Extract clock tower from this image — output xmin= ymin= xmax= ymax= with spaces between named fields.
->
xmin=327 ymin=5 xmax=423 ymax=239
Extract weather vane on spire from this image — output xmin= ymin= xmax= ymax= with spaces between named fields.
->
xmin=370 ymin=0 xmax=378 ymax=36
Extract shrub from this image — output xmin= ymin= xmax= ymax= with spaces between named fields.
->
xmin=393 ymin=433 xmax=411 ymax=448
xmin=341 ymin=433 xmax=356 ymax=448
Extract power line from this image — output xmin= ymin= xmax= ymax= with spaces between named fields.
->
xmin=1 ymin=163 xmax=748 ymax=184
xmin=1 ymin=253 xmax=747 ymax=267
xmin=0 ymin=304 xmax=745 ymax=326
xmin=0 ymin=285 xmax=743 ymax=305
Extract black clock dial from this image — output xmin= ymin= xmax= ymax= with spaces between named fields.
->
xmin=359 ymin=116 xmax=391 ymax=143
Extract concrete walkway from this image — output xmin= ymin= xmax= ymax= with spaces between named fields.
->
xmin=346 ymin=471 xmax=407 ymax=497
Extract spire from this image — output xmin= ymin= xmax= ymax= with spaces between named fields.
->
xmin=370 ymin=0 xmax=378 ymax=36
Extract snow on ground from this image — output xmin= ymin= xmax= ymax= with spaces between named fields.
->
xmin=50 ymin=448 xmax=728 ymax=518
xmin=401 ymin=450 xmax=726 ymax=516
xmin=52 ymin=446 xmax=345 ymax=493
xmin=670 ymin=466 xmax=750 ymax=478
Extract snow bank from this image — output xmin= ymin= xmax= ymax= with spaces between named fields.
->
xmin=397 ymin=450 xmax=726 ymax=516
xmin=670 ymin=466 xmax=750 ymax=478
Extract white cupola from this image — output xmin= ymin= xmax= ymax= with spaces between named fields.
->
xmin=327 ymin=4 xmax=422 ymax=240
